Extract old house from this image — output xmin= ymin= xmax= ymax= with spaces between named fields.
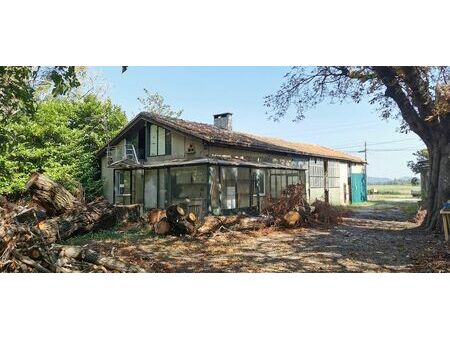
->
xmin=96 ymin=112 xmax=367 ymax=217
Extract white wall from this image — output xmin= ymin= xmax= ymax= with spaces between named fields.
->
xmin=351 ymin=164 xmax=365 ymax=174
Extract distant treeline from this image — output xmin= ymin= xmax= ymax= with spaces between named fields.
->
xmin=367 ymin=177 xmax=420 ymax=185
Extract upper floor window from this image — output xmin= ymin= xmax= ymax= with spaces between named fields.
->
xmin=149 ymin=124 xmax=171 ymax=156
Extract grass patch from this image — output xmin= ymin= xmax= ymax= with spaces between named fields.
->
xmin=368 ymin=184 xmax=418 ymax=196
xmin=64 ymin=226 xmax=155 ymax=246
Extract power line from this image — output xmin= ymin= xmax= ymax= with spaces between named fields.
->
xmin=347 ymin=147 xmax=418 ymax=153
xmin=366 ymin=148 xmax=419 ymax=152
xmin=334 ymin=137 xmax=419 ymax=150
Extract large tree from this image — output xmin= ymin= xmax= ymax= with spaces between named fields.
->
xmin=0 ymin=95 xmax=127 ymax=200
xmin=265 ymin=66 xmax=450 ymax=232
xmin=0 ymin=66 xmax=80 ymax=118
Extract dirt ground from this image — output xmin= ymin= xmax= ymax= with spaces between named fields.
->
xmin=72 ymin=200 xmax=449 ymax=273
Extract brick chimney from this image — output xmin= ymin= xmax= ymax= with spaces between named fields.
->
xmin=213 ymin=112 xmax=232 ymax=131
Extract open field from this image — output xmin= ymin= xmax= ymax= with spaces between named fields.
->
xmin=368 ymin=184 xmax=420 ymax=197
xmin=65 ymin=198 xmax=448 ymax=273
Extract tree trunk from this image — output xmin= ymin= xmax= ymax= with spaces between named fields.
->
xmin=423 ymin=136 xmax=450 ymax=232
xmin=25 ymin=172 xmax=79 ymax=216
xmin=37 ymin=197 xmax=117 ymax=243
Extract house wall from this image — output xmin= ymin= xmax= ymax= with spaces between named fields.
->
xmin=101 ymin=156 xmax=114 ymax=203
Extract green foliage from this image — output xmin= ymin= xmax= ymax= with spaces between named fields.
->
xmin=407 ymin=149 xmax=429 ymax=174
xmin=0 ymin=95 xmax=127 ymax=200
xmin=138 ymin=89 xmax=183 ymax=117
xmin=0 ymin=66 xmax=80 ymax=118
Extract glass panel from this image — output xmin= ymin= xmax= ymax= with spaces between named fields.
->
xmin=251 ymin=169 xmax=266 ymax=208
xmin=158 ymin=168 xmax=169 ymax=208
xmin=150 ymin=124 xmax=158 ymax=156
xmin=299 ymin=170 xmax=306 ymax=185
xmin=221 ymin=167 xmax=237 ymax=210
xmin=209 ymin=166 xmax=221 ymax=215
xmin=144 ymin=169 xmax=157 ymax=209
xmin=165 ymin=129 xmax=172 ymax=155
xmin=158 ymin=126 xmax=166 ymax=155
xmin=115 ymin=170 xmax=131 ymax=205
xmin=132 ymin=169 xmax=144 ymax=204
xmin=237 ymin=167 xmax=250 ymax=208
xmin=270 ymin=174 xmax=277 ymax=199
xmin=277 ymin=175 xmax=283 ymax=197
xmin=170 ymin=165 xmax=208 ymax=216
xmin=252 ymin=169 xmax=266 ymax=196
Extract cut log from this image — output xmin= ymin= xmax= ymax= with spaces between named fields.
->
xmin=283 ymin=211 xmax=301 ymax=226
xmin=186 ymin=212 xmax=197 ymax=224
xmin=230 ymin=216 xmax=274 ymax=231
xmin=166 ymin=205 xmax=185 ymax=223
xmin=154 ymin=218 xmax=171 ymax=235
xmin=147 ymin=209 xmax=166 ymax=225
xmin=196 ymin=216 xmax=222 ymax=234
xmin=37 ymin=197 xmax=117 ymax=243
xmin=197 ymin=215 xmax=241 ymax=235
xmin=56 ymin=245 xmax=145 ymax=273
xmin=115 ymin=204 xmax=141 ymax=224
xmin=25 ymin=172 xmax=79 ymax=216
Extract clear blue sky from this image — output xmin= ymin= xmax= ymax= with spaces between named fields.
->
xmin=91 ymin=66 xmax=424 ymax=179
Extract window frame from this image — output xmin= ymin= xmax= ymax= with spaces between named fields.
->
xmin=149 ymin=124 xmax=171 ymax=157
xmin=252 ymin=170 xmax=266 ymax=197
xmin=309 ymin=158 xmax=325 ymax=188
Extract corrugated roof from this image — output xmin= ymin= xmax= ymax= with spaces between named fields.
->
xmin=97 ymin=112 xmax=365 ymax=164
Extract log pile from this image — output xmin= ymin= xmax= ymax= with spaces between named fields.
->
xmin=149 ymin=205 xmax=198 ymax=236
xmin=0 ymin=217 xmax=144 ymax=273
xmin=0 ymin=173 xmax=144 ymax=272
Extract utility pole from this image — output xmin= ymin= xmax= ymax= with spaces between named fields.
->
xmin=364 ymin=141 xmax=367 ymax=162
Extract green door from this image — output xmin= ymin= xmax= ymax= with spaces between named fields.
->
xmin=351 ymin=173 xmax=367 ymax=203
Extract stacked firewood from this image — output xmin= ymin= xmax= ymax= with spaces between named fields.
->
xmin=0 ymin=173 xmax=144 ymax=273
xmin=149 ymin=205 xmax=198 ymax=236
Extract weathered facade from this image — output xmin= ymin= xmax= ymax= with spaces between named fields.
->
xmin=97 ymin=112 xmax=366 ymax=217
